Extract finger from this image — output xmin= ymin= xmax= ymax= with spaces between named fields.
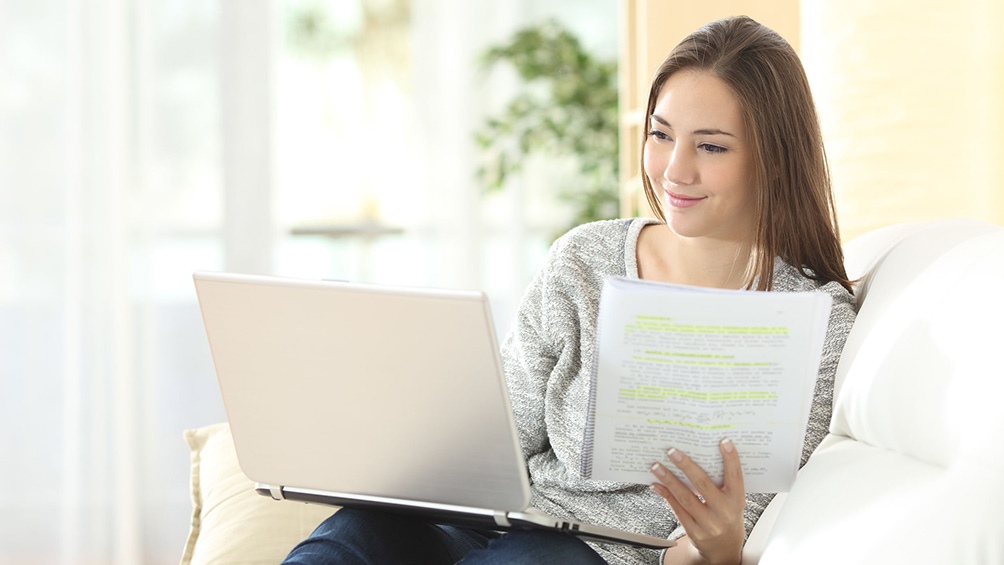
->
xmin=719 ymin=438 xmax=745 ymax=498
xmin=650 ymin=480 xmax=699 ymax=532
xmin=664 ymin=447 xmax=723 ymax=502
xmin=650 ymin=460 xmax=709 ymax=521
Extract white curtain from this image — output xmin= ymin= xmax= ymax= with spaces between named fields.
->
xmin=0 ymin=0 xmax=616 ymax=562
xmin=1 ymin=0 xmax=264 ymax=562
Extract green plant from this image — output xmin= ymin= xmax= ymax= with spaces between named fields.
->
xmin=475 ymin=20 xmax=620 ymax=236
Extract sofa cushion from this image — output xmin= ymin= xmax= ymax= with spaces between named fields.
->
xmin=181 ymin=422 xmax=336 ymax=565
xmin=756 ymin=219 xmax=1004 ymax=564
xmin=762 ymin=434 xmax=1003 ymax=563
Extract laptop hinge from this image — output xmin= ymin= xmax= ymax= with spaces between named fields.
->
xmin=492 ymin=511 xmax=511 ymax=528
xmin=269 ymin=485 xmax=285 ymax=501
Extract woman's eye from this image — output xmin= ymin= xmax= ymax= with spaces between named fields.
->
xmin=700 ymin=143 xmax=727 ymax=154
xmin=647 ymin=130 xmax=672 ymax=142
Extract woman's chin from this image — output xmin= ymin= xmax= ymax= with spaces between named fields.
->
xmin=663 ymin=215 xmax=704 ymax=239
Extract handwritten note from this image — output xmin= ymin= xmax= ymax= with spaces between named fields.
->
xmin=582 ymin=277 xmax=832 ymax=493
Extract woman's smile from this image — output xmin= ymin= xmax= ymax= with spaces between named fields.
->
xmin=665 ymin=190 xmax=706 ymax=209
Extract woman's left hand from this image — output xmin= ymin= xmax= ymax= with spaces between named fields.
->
xmin=650 ymin=439 xmax=746 ymax=565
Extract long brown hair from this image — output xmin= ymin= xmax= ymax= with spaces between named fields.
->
xmin=642 ymin=16 xmax=852 ymax=292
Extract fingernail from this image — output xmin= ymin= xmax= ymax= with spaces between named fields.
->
xmin=667 ymin=448 xmax=683 ymax=463
xmin=651 ymin=462 xmax=666 ymax=477
xmin=721 ymin=438 xmax=734 ymax=453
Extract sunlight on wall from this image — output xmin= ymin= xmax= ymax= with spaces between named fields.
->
xmin=801 ymin=0 xmax=1004 ymax=241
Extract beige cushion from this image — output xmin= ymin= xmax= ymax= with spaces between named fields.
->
xmin=181 ymin=422 xmax=337 ymax=565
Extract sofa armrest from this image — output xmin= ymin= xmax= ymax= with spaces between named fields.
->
xmin=181 ymin=423 xmax=337 ymax=565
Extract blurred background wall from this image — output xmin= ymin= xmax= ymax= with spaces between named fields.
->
xmin=801 ymin=0 xmax=1004 ymax=240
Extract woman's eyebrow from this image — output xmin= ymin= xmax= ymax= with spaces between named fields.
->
xmin=694 ymin=127 xmax=736 ymax=137
xmin=649 ymin=114 xmax=736 ymax=137
xmin=650 ymin=114 xmax=672 ymax=128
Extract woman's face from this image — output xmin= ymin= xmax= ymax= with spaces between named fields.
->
xmin=644 ymin=69 xmax=756 ymax=243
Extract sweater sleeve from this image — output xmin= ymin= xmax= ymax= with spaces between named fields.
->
xmin=500 ymin=249 xmax=560 ymax=464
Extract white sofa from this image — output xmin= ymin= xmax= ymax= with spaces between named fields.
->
xmin=182 ymin=218 xmax=1004 ymax=565
xmin=745 ymin=218 xmax=1004 ymax=564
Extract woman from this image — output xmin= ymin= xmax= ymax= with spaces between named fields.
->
xmin=284 ymin=15 xmax=856 ymax=565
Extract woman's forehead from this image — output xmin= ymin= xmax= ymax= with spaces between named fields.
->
xmin=652 ymin=70 xmax=745 ymax=137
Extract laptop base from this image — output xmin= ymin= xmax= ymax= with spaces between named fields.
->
xmin=257 ymin=484 xmax=676 ymax=550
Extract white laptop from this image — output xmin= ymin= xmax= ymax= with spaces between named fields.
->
xmin=193 ymin=271 xmax=675 ymax=549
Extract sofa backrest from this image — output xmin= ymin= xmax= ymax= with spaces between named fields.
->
xmin=753 ymin=218 xmax=1004 ymax=564
xmin=834 ymin=218 xmax=1003 ymax=459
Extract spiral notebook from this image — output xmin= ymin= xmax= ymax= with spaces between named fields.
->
xmin=193 ymin=271 xmax=675 ymax=549
xmin=581 ymin=276 xmax=832 ymax=493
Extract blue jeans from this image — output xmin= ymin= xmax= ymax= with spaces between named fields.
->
xmin=282 ymin=508 xmax=608 ymax=564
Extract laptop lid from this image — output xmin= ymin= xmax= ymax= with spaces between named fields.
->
xmin=193 ymin=271 xmax=532 ymax=512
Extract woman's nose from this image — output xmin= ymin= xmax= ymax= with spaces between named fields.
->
xmin=665 ymin=145 xmax=697 ymax=186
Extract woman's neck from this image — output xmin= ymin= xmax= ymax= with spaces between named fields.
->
xmin=638 ymin=224 xmax=752 ymax=289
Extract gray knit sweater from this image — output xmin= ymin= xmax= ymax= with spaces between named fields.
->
xmin=499 ymin=218 xmax=856 ymax=565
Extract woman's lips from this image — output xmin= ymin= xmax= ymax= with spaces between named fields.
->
xmin=665 ymin=190 xmax=706 ymax=209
